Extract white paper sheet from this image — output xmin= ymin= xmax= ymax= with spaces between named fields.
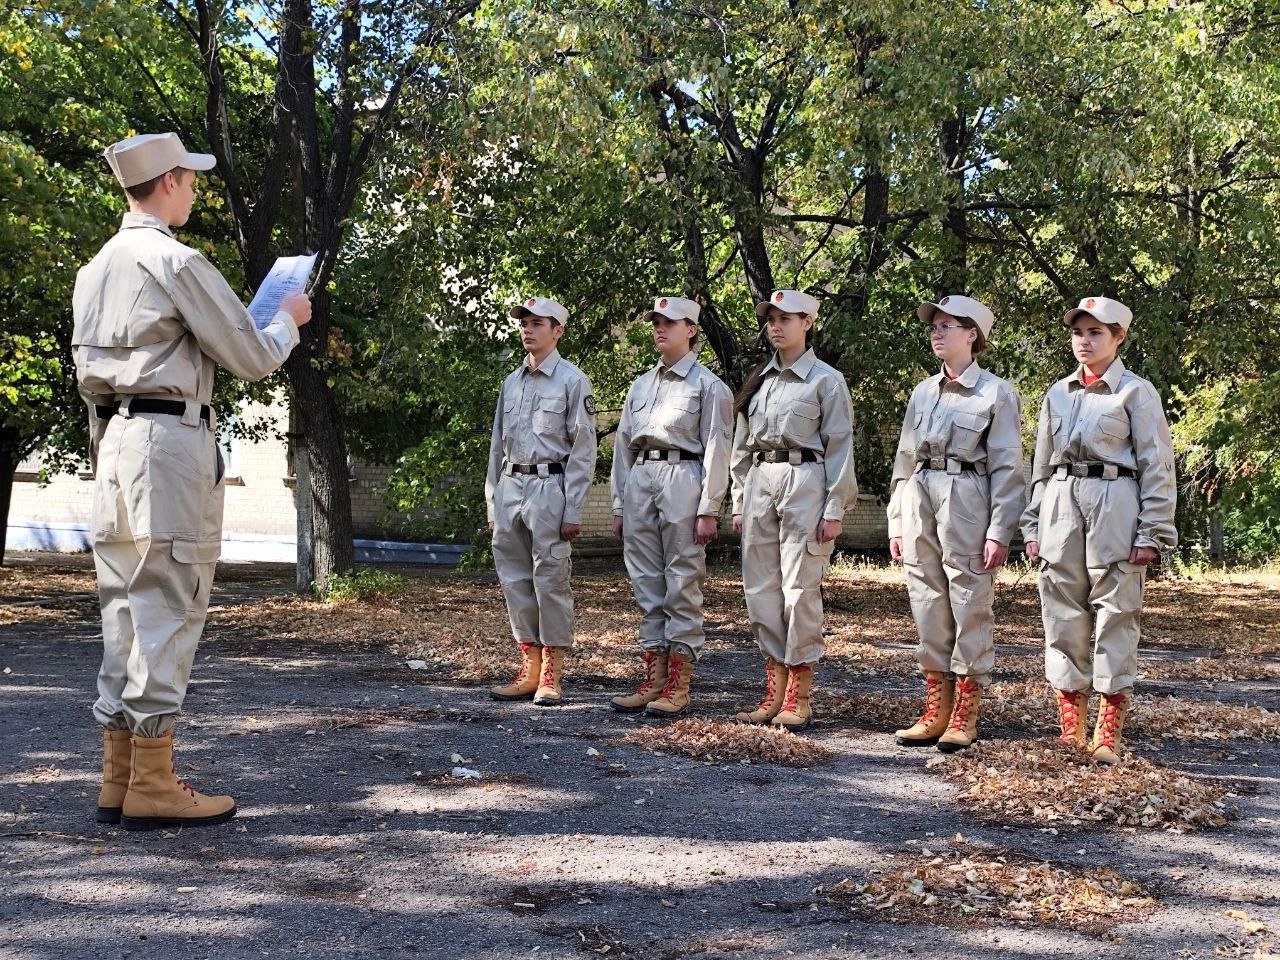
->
xmin=247 ymin=253 xmax=317 ymax=329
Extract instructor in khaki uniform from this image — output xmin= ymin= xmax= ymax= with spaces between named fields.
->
xmin=730 ymin=290 xmax=856 ymax=731
xmin=486 ymin=297 xmax=597 ymax=706
xmin=887 ymin=296 xmax=1024 ymax=753
xmin=609 ymin=296 xmax=732 ymax=717
xmin=74 ymin=133 xmax=310 ymax=830
xmin=1023 ymin=296 xmax=1176 ymax=764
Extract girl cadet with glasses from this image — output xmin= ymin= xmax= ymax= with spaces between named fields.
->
xmin=609 ymin=296 xmax=733 ymax=717
xmin=1022 ymin=297 xmax=1176 ymax=764
xmin=888 ymin=295 xmax=1025 ymax=752
xmin=729 ymin=289 xmax=856 ymax=731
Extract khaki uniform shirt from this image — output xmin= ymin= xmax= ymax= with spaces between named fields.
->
xmin=729 ymin=348 xmax=858 ymax=520
xmin=610 ymin=352 xmax=734 ymax=518
xmin=72 ymin=213 xmax=300 ymax=435
xmin=1020 ymin=359 xmax=1177 ymax=551
xmin=887 ymin=363 xmax=1025 ymax=544
xmin=485 ymin=349 xmax=598 ymax=524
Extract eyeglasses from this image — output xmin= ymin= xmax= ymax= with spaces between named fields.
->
xmin=929 ymin=323 xmax=966 ymax=336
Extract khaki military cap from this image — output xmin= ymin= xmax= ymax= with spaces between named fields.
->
xmin=918 ymin=294 xmax=996 ymax=338
xmin=508 ymin=296 xmax=570 ymax=324
xmin=104 ymin=133 xmax=216 ymax=189
xmin=642 ymin=295 xmax=700 ymax=324
xmin=1064 ymin=296 xmax=1132 ymax=331
xmin=755 ymin=289 xmax=819 ymax=318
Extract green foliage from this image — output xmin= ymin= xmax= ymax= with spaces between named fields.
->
xmin=317 ymin=566 xmax=408 ymax=603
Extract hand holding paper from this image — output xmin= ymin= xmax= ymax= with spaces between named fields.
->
xmin=280 ymin=291 xmax=312 ymax=327
xmin=247 ymin=253 xmax=318 ymax=329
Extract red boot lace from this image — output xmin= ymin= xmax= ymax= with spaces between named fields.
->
xmin=755 ymin=662 xmax=779 ymax=711
xmin=637 ymin=652 xmax=661 ymax=696
xmin=172 ymin=762 xmax=195 ymax=797
xmin=948 ymin=680 xmax=978 ymax=730
xmin=917 ymin=677 xmax=945 ymax=725
xmin=515 ymin=642 xmax=537 ymax=683
xmin=1096 ymin=693 xmax=1127 ymax=748
xmin=1057 ymin=690 xmax=1084 ymax=741
xmin=542 ymin=653 xmax=558 ymax=688
xmin=658 ymin=657 xmax=684 ymax=700
xmin=781 ymin=666 xmax=811 ymax=714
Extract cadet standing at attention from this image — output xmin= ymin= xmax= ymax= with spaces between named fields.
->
xmin=487 ymin=297 xmax=598 ymax=707
xmin=888 ymin=296 xmax=1024 ymax=753
xmin=730 ymin=290 xmax=856 ymax=731
xmin=609 ymin=296 xmax=733 ymax=717
xmin=1022 ymin=297 xmax=1176 ymax=763
xmin=74 ymin=133 xmax=311 ymax=830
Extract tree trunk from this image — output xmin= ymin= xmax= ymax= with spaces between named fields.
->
xmin=285 ymin=294 xmax=354 ymax=591
xmin=0 ymin=431 xmax=18 ymax=567
xmin=734 ymin=157 xmax=775 ymax=308
xmin=938 ymin=114 xmax=968 ymax=293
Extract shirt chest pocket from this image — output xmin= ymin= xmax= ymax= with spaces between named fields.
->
xmin=782 ymin=394 xmax=822 ymax=442
xmin=1092 ymin=409 xmax=1132 ymax=457
xmin=654 ymin=387 xmax=701 ymax=437
xmin=949 ymin=410 xmax=989 ymax=457
xmin=533 ymin=393 xmax=567 ymax=434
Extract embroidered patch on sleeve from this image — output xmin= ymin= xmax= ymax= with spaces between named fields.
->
xmin=584 ymin=395 xmax=597 ymax=416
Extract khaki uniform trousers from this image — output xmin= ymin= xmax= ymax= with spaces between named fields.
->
xmin=899 ymin=469 xmax=995 ymax=686
xmin=492 ymin=471 xmax=574 ymax=647
xmin=622 ymin=459 xmax=707 ymax=658
xmin=740 ymin=461 xmax=834 ymax=666
xmin=92 ymin=411 xmax=223 ymax=737
xmin=1037 ymin=475 xmax=1145 ymax=694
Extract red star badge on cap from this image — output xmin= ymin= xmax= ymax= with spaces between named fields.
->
xmin=941 ymin=296 xmax=950 ymax=305
xmin=1085 ymin=298 xmax=1096 ymax=308
xmin=659 ymin=298 xmax=668 ymax=308
xmin=775 ymin=292 xmax=784 ymax=302
xmin=526 ymin=298 xmax=536 ymax=307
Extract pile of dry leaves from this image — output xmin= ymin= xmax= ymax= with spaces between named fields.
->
xmin=618 ymin=718 xmax=834 ymax=767
xmin=941 ymin=740 xmax=1239 ymax=831
xmin=823 ymin=842 xmax=1156 ymax=932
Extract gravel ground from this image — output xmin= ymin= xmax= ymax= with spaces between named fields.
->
xmin=1 ymin=552 xmax=1278 ymax=960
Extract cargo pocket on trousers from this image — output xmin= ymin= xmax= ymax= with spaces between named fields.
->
xmin=805 ymin=539 xmax=836 ymax=559
xmin=549 ymin=539 xmax=572 ymax=561
xmin=169 ymin=538 xmax=220 ymax=612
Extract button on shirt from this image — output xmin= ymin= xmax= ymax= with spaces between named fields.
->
xmin=1020 ymin=359 xmax=1177 ymax=551
xmin=887 ymin=363 xmax=1025 ymax=544
xmin=72 ymin=213 xmax=300 ymax=406
xmin=729 ymin=348 xmax=858 ymax=520
xmin=485 ymin=349 xmax=598 ymax=524
xmin=610 ymin=352 xmax=734 ymax=518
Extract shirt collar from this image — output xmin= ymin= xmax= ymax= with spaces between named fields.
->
xmin=1068 ymin=357 xmax=1126 ymax=392
xmin=525 ymin=348 xmax=562 ymax=376
xmin=659 ymin=352 xmax=698 ymax=379
xmin=939 ymin=361 xmax=983 ymax=390
xmin=120 ymin=212 xmax=173 ymax=236
xmin=764 ymin=348 xmax=818 ymax=380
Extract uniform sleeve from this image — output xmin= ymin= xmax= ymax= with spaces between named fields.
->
xmin=819 ymin=373 xmax=858 ymax=521
xmin=562 ymin=375 xmax=598 ymax=525
xmin=984 ymin=384 xmax=1026 ymax=545
xmin=1020 ymin=392 xmax=1054 ymax=544
xmin=484 ymin=382 xmax=505 ymax=524
xmin=729 ymin=409 xmax=752 ymax=515
xmin=698 ymin=376 xmax=734 ymax=517
xmin=168 ymin=253 xmax=299 ymax=381
xmin=610 ymin=383 xmax=637 ymax=517
xmin=886 ymin=391 xmax=918 ymax=539
xmin=1132 ymin=387 xmax=1178 ymax=552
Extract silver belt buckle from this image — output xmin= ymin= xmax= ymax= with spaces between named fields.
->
xmin=929 ymin=456 xmax=946 ymax=470
xmin=1070 ymin=463 xmax=1088 ymax=477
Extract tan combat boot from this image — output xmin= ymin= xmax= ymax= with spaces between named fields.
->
xmin=119 ymin=731 xmax=236 ymax=831
xmin=735 ymin=659 xmax=789 ymax=724
xmin=1090 ymin=691 xmax=1130 ymax=765
xmin=936 ymin=677 xmax=982 ymax=752
xmin=96 ymin=728 xmax=132 ymax=824
xmin=1055 ymin=688 xmax=1090 ymax=749
xmin=894 ymin=672 xmax=955 ymax=747
xmin=610 ymin=651 xmax=668 ymax=713
xmin=490 ymin=642 xmax=543 ymax=701
xmin=533 ymin=646 xmax=566 ymax=706
xmin=771 ymin=664 xmax=814 ymax=732
xmin=646 ymin=649 xmax=694 ymax=717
